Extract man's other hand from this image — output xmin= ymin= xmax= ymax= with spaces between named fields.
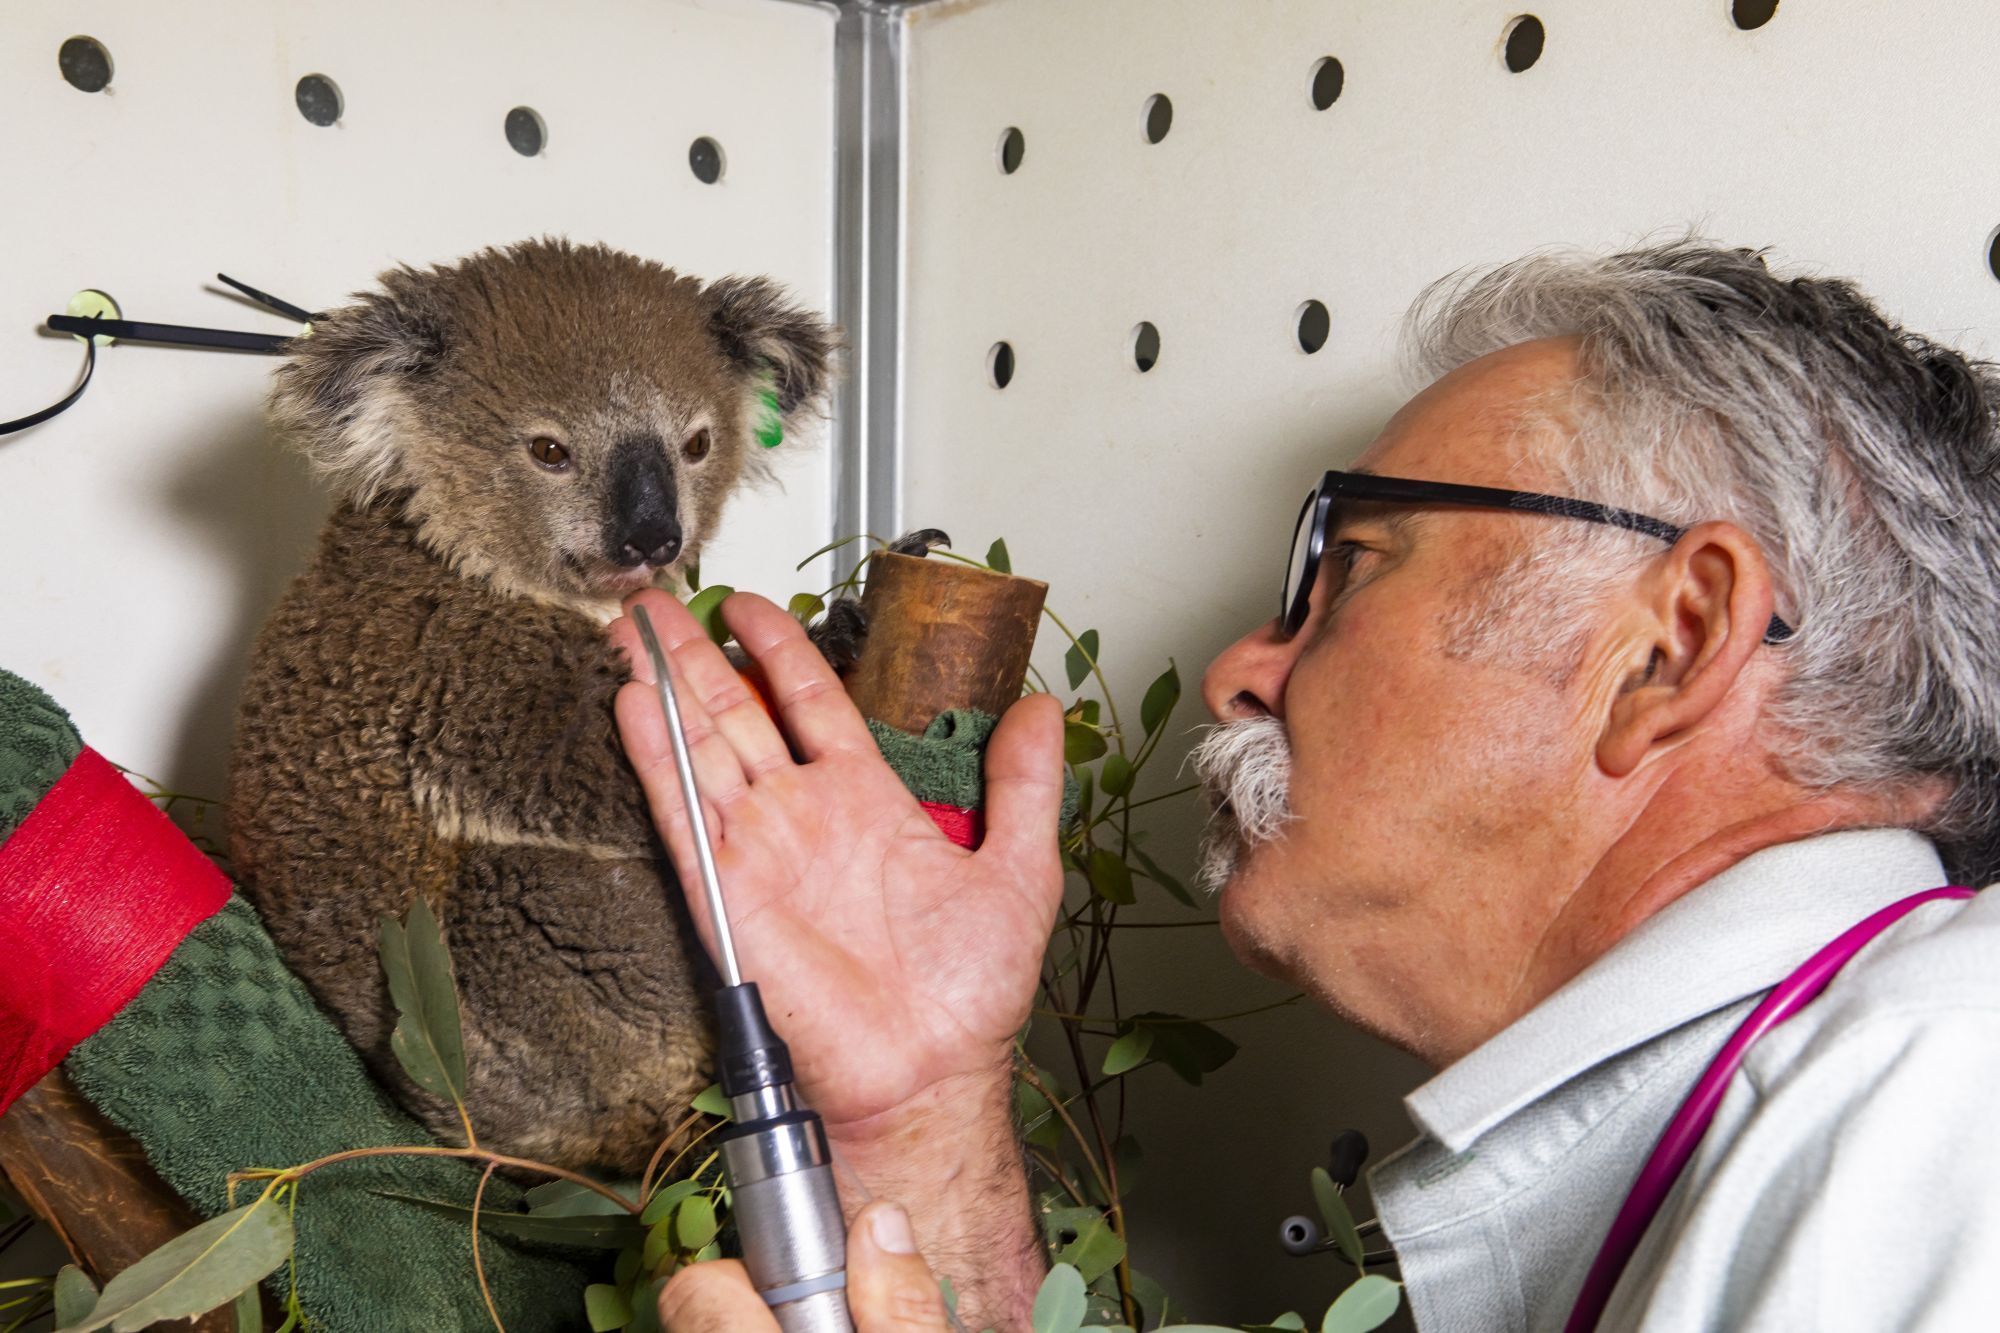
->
xmin=658 ymin=1203 xmax=952 ymax=1332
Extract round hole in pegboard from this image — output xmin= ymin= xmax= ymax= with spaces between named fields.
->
xmin=1131 ymin=322 xmax=1161 ymax=373
xmin=1310 ymin=57 xmax=1345 ymax=110
xmin=1986 ymin=228 xmax=2000 ymax=285
xmin=1296 ymin=300 xmax=1331 ymax=355
xmin=1731 ymin=0 xmax=1780 ymax=29
xmin=1143 ymin=94 xmax=1173 ymax=144
xmin=998 ymin=126 xmax=1026 ymax=174
xmin=1504 ymin=16 xmax=1546 ymax=72
xmin=58 ymin=36 xmax=113 ymax=93
xmin=505 ymin=106 xmax=547 ymax=157
xmin=988 ymin=341 xmax=1016 ymax=390
xmin=690 ymin=137 xmax=726 ymax=184
xmin=295 ymin=74 xmax=343 ymax=127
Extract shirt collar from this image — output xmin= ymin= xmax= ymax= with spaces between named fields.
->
xmin=1405 ymin=828 xmax=1947 ymax=1154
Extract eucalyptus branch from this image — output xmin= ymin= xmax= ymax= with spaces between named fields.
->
xmin=231 ymin=1146 xmax=640 ymax=1216
xmin=470 ymin=1162 xmax=508 ymax=1333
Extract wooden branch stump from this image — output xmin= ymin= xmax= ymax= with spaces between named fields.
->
xmin=844 ymin=552 xmax=1049 ymax=733
xmin=0 ymin=1071 xmax=238 ymax=1330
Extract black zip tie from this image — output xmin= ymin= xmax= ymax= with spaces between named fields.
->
xmin=1 ymin=327 xmax=98 ymax=436
xmin=44 ymin=314 xmax=294 ymax=353
xmin=215 ymin=272 xmax=323 ymax=324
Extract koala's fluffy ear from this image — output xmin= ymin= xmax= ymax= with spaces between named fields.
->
xmin=269 ymin=273 xmax=448 ymax=505
xmin=706 ymin=276 xmax=837 ymax=418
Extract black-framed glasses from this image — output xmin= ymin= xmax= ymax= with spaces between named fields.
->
xmin=1282 ymin=470 xmax=1797 ymax=644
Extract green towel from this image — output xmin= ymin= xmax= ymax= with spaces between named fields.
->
xmin=868 ymin=708 xmax=1081 ymax=828
xmin=0 ymin=668 xmax=83 ymax=843
xmin=0 ymin=668 xmax=594 ymax=1331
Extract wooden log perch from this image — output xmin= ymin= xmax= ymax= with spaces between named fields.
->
xmin=0 ymin=1070 xmax=237 ymax=1330
xmin=843 ymin=552 xmax=1049 ymax=734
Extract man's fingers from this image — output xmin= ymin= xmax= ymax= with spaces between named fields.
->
xmin=847 ymin=1203 xmax=951 ymax=1332
xmin=723 ymin=593 xmax=880 ymax=760
xmin=617 ymin=589 xmax=795 ymax=778
xmin=978 ymin=693 xmax=1066 ymax=882
xmin=657 ymin=1259 xmax=779 ymax=1333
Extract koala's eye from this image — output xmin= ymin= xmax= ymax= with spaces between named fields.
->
xmin=684 ymin=429 xmax=712 ymax=463
xmin=529 ymin=436 xmax=571 ymax=471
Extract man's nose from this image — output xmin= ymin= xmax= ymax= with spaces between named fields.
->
xmin=1201 ymin=619 xmax=1302 ymax=722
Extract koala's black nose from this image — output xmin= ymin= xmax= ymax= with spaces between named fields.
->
xmin=617 ymin=524 xmax=682 ymax=568
xmin=608 ymin=435 xmax=683 ymax=569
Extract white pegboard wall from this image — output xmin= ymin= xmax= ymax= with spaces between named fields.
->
xmin=1 ymin=0 xmax=841 ymax=808
xmin=891 ymin=0 xmax=2000 ymax=1320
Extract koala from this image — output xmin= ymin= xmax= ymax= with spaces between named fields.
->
xmin=229 ymin=238 xmax=835 ymax=1173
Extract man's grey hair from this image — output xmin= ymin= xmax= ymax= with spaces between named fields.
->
xmin=1403 ymin=240 xmax=2000 ymax=883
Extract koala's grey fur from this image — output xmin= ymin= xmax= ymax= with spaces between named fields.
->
xmin=229 ymin=238 xmax=835 ymax=1172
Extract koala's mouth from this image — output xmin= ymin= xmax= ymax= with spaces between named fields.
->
xmin=560 ymin=551 xmax=679 ymax=595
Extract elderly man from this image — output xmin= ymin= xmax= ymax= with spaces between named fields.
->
xmin=609 ymin=243 xmax=2000 ymax=1331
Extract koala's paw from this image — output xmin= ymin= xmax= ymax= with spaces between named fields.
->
xmin=809 ymin=596 xmax=869 ymax=674
xmin=885 ymin=528 xmax=951 ymax=558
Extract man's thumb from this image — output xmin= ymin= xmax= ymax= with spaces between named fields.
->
xmin=980 ymin=692 xmax=1065 ymax=867
xmin=847 ymin=1203 xmax=951 ymax=1331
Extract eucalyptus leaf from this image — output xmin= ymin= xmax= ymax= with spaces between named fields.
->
xmin=1086 ymin=848 xmax=1136 ymax=905
xmin=683 ymin=560 xmax=701 ymax=594
xmin=1130 ymin=842 xmax=1197 ymax=909
xmin=1112 ymin=1135 xmax=1144 ymax=1198
xmin=1125 ymin=1268 xmax=1172 ymax=1329
xmin=691 ymin=1084 xmax=732 ymax=1120
xmin=1100 ymin=753 xmax=1134 ymax=799
xmin=614 ymin=1244 xmax=642 ymax=1287
xmin=52 ymin=1266 xmax=97 ymax=1327
xmin=640 ymin=1178 xmax=701 ymax=1227
xmin=793 ymin=533 xmax=869 ymax=571
xmin=985 ymin=539 xmax=1012 ymax=574
xmin=1322 ymin=1275 xmax=1401 ymax=1333
xmin=1133 ymin=1013 xmax=1238 ymax=1086
xmin=940 ymin=1277 xmax=960 ymax=1314
xmin=1101 ymin=1027 xmax=1154 ymax=1076
xmin=1053 ymin=1214 xmax=1125 ymax=1285
xmin=374 ymin=1191 xmax=642 ymax=1250
xmin=66 ymin=1196 xmax=291 ymax=1333
xmin=787 ymin=592 xmax=825 ymax=624
xmin=684 ymin=585 xmax=736 ymax=647
xmin=584 ymin=1282 xmax=633 ymax=1332
xmin=625 ymin=1277 xmax=669 ymax=1333
xmin=1016 ymin=1077 xmax=1063 ymax=1151
xmin=1140 ymin=663 xmax=1181 ymax=738
xmin=692 ymin=1241 xmax=721 ymax=1263
xmin=1076 ymin=767 xmax=1095 ymax=825
xmin=1029 ymin=1263 xmax=1087 ymax=1333
xmin=1311 ymin=1167 xmax=1365 ymax=1268
xmin=676 ymin=1195 xmax=720 ymax=1252
xmin=641 ymin=1216 xmax=675 ymax=1272
xmin=1039 ymin=1205 xmax=1101 ymax=1251
xmin=1246 ymin=1321 xmax=1309 ymax=1333
xmin=1064 ymin=722 xmax=1108 ymax=765
xmin=378 ymin=898 xmax=470 ymax=1110
xmin=231 ymin=1283 xmax=262 ymax=1333
xmin=1064 ymin=630 xmax=1100 ymax=691
xmin=527 ymin=1179 xmax=636 ymax=1218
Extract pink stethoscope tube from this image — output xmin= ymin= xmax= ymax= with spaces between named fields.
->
xmin=1564 ymin=886 xmax=1977 ymax=1332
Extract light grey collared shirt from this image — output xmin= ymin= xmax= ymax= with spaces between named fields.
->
xmin=1370 ymin=829 xmax=2000 ymax=1331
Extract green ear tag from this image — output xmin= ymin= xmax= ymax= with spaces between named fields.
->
xmin=755 ymin=388 xmax=784 ymax=449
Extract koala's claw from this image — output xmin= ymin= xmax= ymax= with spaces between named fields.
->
xmin=809 ymin=596 xmax=869 ymax=674
xmin=885 ymin=528 xmax=951 ymax=558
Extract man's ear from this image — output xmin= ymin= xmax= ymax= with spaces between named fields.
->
xmin=706 ymin=275 xmax=837 ymax=419
xmin=268 ymin=270 xmax=448 ymax=505
xmin=1596 ymin=521 xmax=1780 ymax=777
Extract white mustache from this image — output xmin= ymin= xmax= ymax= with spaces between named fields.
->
xmin=1188 ymin=717 xmax=1295 ymax=894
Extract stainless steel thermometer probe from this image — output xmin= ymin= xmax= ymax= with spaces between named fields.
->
xmin=631 ymin=606 xmax=854 ymax=1332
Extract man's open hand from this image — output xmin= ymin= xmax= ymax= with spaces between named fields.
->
xmin=610 ymin=589 xmax=1065 ymax=1136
